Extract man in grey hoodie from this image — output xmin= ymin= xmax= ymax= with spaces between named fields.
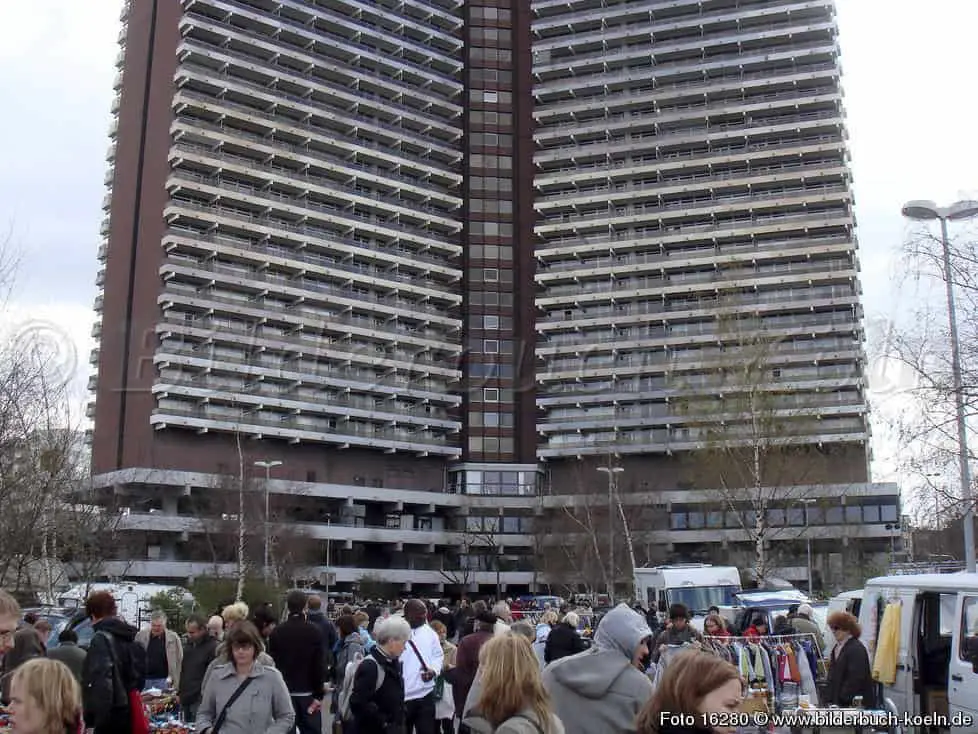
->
xmin=542 ymin=603 xmax=653 ymax=734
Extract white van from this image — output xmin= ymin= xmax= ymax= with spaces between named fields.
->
xmin=634 ymin=564 xmax=741 ymax=625
xmin=859 ymin=572 xmax=978 ymax=731
xmin=829 ymin=589 xmax=863 ymax=617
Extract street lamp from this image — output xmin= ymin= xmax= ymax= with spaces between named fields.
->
xmin=254 ymin=460 xmax=283 ymax=582
xmin=901 ymin=199 xmax=978 ymax=573
xmin=885 ymin=523 xmax=901 ymax=564
xmin=324 ymin=513 xmax=332 ymax=602
xmin=597 ymin=466 xmax=624 ymax=602
xmin=801 ymin=499 xmax=817 ymax=598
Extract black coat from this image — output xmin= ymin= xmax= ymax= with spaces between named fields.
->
xmin=82 ymin=617 xmax=146 ymax=733
xmin=306 ymin=611 xmax=338 ymax=678
xmin=349 ymin=647 xmax=405 ymax=734
xmin=178 ymin=634 xmax=217 ymax=706
xmin=825 ymin=637 xmax=877 ymax=708
xmin=543 ymin=622 xmax=587 ymax=664
xmin=267 ymin=614 xmax=327 ymax=699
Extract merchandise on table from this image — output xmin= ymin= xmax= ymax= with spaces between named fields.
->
xmin=143 ymin=691 xmax=179 ymax=717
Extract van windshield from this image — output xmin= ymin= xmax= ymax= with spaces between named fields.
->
xmin=667 ymin=586 xmax=740 ymax=614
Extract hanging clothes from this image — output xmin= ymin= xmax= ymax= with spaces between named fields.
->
xmin=873 ymin=602 xmax=901 ymax=685
xmin=796 ymin=644 xmax=819 ymax=701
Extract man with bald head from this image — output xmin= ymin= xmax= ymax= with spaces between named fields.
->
xmin=402 ymin=599 xmax=444 ymax=734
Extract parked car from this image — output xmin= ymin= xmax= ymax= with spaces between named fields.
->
xmin=49 ymin=611 xmax=95 ymax=649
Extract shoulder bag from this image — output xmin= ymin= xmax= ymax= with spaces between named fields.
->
xmin=209 ymin=677 xmax=255 ymax=734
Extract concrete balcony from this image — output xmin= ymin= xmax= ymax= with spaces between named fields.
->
xmin=533 ymin=43 xmax=840 ymax=100
xmin=536 ymin=266 xmax=857 ymax=310
xmin=534 ymin=139 xmax=846 ymax=190
xmin=115 ymin=512 xmax=532 ymax=548
xmin=164 ymin=165 xmax=458 ymax=255
xmin=169 ymin=148 xmax=461 ymax=228
xmin=149 ymin=408 xmax=461 ymax=458
xmin=180 ymin=9 xmax=462 ymax=118
xmin=535 ymin=213 xmax=855 ymax=261
xmin=152 ymin=382 xmax=460 ymax=432
xmin=183 ymin=0 xmax=462 ymax=97
xmin=160 ymin=247 xmax=460 ymax=312
xmin=99 ymin=560 xmax=534 ymax=589
xmin=534 ymin=64 xmax=837 ymax=121
xmin=172 ymin=91 xmax=457 ymax=186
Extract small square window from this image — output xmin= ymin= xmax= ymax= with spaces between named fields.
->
xmin=483 ymin=268 xmax=499 ymax=282
xmin=484 ymin=413 xmax=500 ymax=427
xmin=483 ymin=91 xmax=498 ymax=103
xmin=484 ymin=315 xmax=499 ymax=329
xmin=483 ymin=388 xmax=499 ymax=402
xmin=483 ymin=339 xmax=499 ymax=353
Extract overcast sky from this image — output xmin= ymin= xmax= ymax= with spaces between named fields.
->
xmin=1 ymin=0 xmax=976 ymax=486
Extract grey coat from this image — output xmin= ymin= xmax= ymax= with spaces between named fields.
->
xmin=195 ymin=662 xmax=294 ymax=734
xmin=47 ymin=642 xmax=87 ymax=684
xmin=201 ymin=642 xmax=275 ymax=696
xmin=463 ymin=709 xmax=564 ymax=734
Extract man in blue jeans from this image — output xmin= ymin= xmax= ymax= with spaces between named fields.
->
xmin=268 ymin=591 xmax=328 ymax=734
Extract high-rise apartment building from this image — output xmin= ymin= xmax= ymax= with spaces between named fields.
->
xmin=89 ymin=0 xmax=899 ymax=594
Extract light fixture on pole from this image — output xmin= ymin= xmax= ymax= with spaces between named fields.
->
xmin=885 ymin=522 xmax=901 ymax=564
xmin=324 ymin=513 xmax=332 ymax=602
xmin=254 ymin=460 xmax=283 ymax=582
xmin=801 ymin=499 xmax=817 ymax=598
xmin=901 ymin=199 xmax=978 ymax=573
xmin=597 ymin=466 xmax=624 ymax=602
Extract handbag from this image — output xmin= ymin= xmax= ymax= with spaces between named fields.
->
xmin=97 ymin=631 xmax=149 ymax=734
xmin=210 ymin=677 xmax=255 ymax=734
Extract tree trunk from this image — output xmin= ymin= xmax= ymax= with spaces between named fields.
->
xmin=235 ymin=429 xmax=246 ymax=602
xmin=750 ymin=390 xmax=766 ymax=585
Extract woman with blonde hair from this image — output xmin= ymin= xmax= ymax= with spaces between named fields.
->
xmin=533 ymin=611 xmax=559 ymax=669
xmin=200 ymin=603 xmax=275 ymax=693
xmin=9 ymin=658 xmax=82 ymax=734
xmin=462 ymin=634 xmax=563 ymax=734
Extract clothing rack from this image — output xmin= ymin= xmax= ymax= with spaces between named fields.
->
xmin=702 ymin=632 xmax=822 ymax=643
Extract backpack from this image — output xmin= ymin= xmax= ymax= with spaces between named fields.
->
xmin=337 ymin=653 xmax=385 ymax=722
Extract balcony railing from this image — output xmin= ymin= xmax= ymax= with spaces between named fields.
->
xmin=164 ymin=226 xmax=458 ymax=288
xmin=171 ymin=143 xmax=460 ymax=220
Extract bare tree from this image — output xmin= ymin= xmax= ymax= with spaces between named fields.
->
xmin=0 ymin=321 xmax=86 ymax=595
xmin=234 ymin=428 xmax=246 ymax=601
xmin=674 ymin=314 xmax=853 ymax=585
xmin=56 ymin=498 xmax=133 ymax=586
xmin=533 ymin=467 xmax=610 ymax=597
xmin=883 ymin=223 xmax=978 ymax=525
xmin=442 ymin=515 xmax=505 ymax=598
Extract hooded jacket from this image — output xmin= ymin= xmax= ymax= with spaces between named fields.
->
xmin=542 ymin=604 xmax=653 ymax=734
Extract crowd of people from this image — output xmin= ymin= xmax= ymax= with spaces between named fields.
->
xmin=0 ymin=589 xmax=879 ymax=734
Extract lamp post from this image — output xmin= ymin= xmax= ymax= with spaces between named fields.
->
xmin=324 ymin=514 xmax=332 ymax=602
xmin=801 ymin=499 xmax=816 ymax=598
xmin=597 ymin=466 xmax=624 ymax=602
xmin=901 ymin=200 xmax=978 ymax=573
xmin=254 ymin=460 xmax=283 ymax=582
xmin=885 ymin=523 xmax=901 ymax=564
